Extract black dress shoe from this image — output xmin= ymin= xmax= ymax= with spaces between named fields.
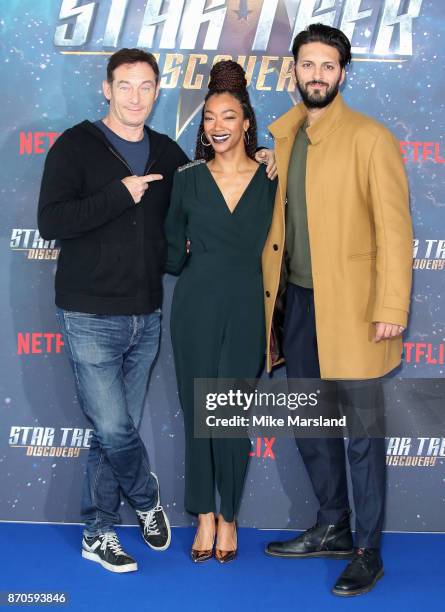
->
xmin=332 ymin=548 xmax=384 ymax=597
xmin=265 ymin=514 xmax=353 ymax=559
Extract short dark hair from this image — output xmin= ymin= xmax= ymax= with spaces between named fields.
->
xmin=292 ymin=23 xmax=352 ymax=69
xmin=107 ymin=48 xmax=160 ymax=83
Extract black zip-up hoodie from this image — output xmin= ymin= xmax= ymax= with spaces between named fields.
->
xmin=38 ymin=120 xmax=188 ymax=314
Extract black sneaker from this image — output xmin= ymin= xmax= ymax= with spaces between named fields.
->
xmin=82 ymin=531 xmax=138 ymax=573
xmin=136 ymin=472 xmax=171 ymax=551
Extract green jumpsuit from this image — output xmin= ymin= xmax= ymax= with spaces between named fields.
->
xmin=165 ymin=159 xmax=276 ymax=521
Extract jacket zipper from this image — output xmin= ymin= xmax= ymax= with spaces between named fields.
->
xmin=108 ymin=146 xmax=133 ymax=174
xmin=108 ymin=146 xmax=158 ymax=177
xmin=320 ymin=525 xmax=333 ymax=550
xmin=144 ymin=158 xmax=157 ymax=174
xmin=107 ymin=147 xmax=155 ymax=298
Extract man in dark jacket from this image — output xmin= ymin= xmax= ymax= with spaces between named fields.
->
xmin=38 ymin=48 xmax=188 ymax=573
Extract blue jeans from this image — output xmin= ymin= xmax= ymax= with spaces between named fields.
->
xmin=56 ymin=308 xmax=161 ymax=537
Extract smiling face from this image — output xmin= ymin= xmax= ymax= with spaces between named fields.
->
xmin=294 ymin=42 xmax=345 ymax=109
xmin=203 ymin=92 xmax=249 ymax=154
xmin=102 ymin=61 xmax=160 ymax=129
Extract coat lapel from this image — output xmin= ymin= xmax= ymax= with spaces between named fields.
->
xmin=268 ymin=104 xmax=307 ymax=206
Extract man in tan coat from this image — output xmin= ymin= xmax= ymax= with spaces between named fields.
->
xmin=264 ymin=24 xmax=413 ymax=597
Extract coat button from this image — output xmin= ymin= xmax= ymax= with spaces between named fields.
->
xmin=273 ymin=244 xmax=278 ymax=251
xmin=265 ymin=291 xmax=270 ymax=297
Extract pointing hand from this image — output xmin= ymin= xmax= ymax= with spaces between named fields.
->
xmin=122 ymin=174 xmax=163 ymax=204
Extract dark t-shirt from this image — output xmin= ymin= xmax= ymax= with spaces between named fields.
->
xmin=95 ymin=120 xmax=150 ymax=176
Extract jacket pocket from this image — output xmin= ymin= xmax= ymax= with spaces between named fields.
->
xmin=89 ymin=243 xmax=139 ymax=297
xmin=348 ymin=250 xmax=376 ymax=261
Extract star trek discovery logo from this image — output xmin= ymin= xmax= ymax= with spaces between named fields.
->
xmin=413 ymin=239 xmax=445 ymax=271
xmin=54 ymin=0 xmax=425 ymax=137
xmin=9 ymin=426 xmax=92 ymax=458
xmin=386 ymin=437 xmax=444 ymax=467
xmin=10 ymin=229 xmax=60 ymax=261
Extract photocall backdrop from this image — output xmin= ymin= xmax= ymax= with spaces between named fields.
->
xmin=0 ymin=0 xmax=444 ymax=532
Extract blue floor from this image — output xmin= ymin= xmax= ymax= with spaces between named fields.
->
xmin=1 ymin=523 xmax=444 ymax=611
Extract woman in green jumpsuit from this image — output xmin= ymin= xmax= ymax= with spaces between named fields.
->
xmin=165 ymin=61 xmax=277 ymax=562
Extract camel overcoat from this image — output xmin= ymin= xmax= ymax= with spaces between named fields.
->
xmin=262 ymin=93 xmax=413 ymax=379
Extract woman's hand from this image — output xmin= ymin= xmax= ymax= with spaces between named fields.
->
xmin=255 ymin=148 xmax=277 ymax=180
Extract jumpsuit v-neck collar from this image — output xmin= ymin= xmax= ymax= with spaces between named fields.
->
xmin=202 ymin=162 xmax=263 ymax=216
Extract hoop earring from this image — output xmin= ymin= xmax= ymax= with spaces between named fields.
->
xmin=200 ymin=132 xmax=212 ymax=147
xmin=244 ymin=130 xmax=250 ymax=145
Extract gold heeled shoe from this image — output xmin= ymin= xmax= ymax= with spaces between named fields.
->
xmin=190 ymin=519 xmax=216 ymax=563
xmin=215 ymin=547 xmax=237 ymax=563
xmin=215 ymin=521 xmax=237 ymax=564
xmin=190 ymin=547 xmax=214 ymax=563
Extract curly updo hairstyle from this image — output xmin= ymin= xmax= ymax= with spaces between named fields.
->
xmin=195 ymin=60 xmax=257 ymax=161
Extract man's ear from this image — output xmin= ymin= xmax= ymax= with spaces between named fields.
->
xmin=339 ymin=67 xmax=346 ymax=87
xmin=154 ymin=82 xmax=161 ymax=101
xmin=102 ymin=79 xmax=111 ymax=101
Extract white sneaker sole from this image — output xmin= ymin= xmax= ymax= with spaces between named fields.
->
xmin=82 ymin=549 xmax=138 ymax=573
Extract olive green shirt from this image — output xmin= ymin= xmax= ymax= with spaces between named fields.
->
xmin=285 ymin=123 xmax=312 ymax=288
